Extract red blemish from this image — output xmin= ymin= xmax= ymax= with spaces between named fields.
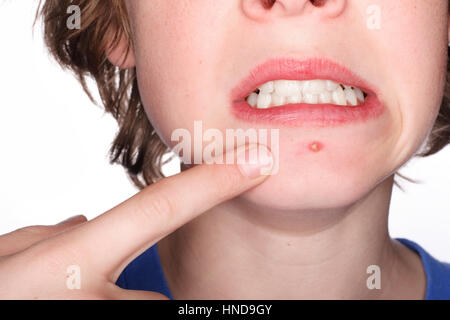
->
xmin=308 ymin=141 xmax=323 ymax=152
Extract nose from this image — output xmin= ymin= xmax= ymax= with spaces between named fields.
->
xmin=242 ymin=0 xmax=346 ymax=21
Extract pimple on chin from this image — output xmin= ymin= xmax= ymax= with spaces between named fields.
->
xmin=308 ymin=141 xmax=323 ymax=152
xmin=294 ymin=141 xmax=325 ymax=156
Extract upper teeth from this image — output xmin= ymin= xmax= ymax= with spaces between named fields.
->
xmin=246 ymin=80 xmax=366 ymax=109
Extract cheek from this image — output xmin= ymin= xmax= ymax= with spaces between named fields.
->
xmin=134 ymin=26 xmax=229 ymax=147
xmin=131 ymin=1 xmax=245 ymax=148
xmin=368 ymin=1 xmax=448 ymax=160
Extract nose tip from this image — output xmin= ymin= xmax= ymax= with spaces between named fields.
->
xmin=242 ymin=0 xmax=346 ymax=21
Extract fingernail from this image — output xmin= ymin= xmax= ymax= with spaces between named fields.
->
xmin=57 ymin=215 xmax=86 ymax=225
xmin=236 ymin=144 xmax=274 ymax=178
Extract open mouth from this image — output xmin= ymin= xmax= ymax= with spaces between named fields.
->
xmin=246 ymin=79 xmax=368 ymax=109
xmin=230 ymin=58 xmax=384 ymax=126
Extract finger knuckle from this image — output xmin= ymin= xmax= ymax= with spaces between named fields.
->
xmin=136 ymin=190 xmax=176 ymax=223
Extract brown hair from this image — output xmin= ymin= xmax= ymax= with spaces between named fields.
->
xmin=36 ymin=1 xmax=450 ymax=189
xmin=36 ymin=0 xmax=169 ymax=189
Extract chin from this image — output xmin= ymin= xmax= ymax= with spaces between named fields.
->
xmin=236 ymin=142 xmax=392 ymax=212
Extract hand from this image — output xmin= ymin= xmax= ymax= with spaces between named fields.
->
xmin=0 ymin=145 xmax=273 ymax=299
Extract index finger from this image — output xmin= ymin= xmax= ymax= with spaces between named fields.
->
xmin=62 ymin=144 xmax=273 ymax=279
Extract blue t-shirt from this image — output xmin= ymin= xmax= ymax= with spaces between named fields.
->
xmin=115 ymin=238 xmax=450 ymax=299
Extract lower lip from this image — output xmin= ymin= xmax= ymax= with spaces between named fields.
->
xmin=231 ymin=93 xmax=385 ymax=127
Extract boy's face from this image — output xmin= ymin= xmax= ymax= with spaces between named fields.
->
xmin=118 ymin=0 xmax=448 ymax=210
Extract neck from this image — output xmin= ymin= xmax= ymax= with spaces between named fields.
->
xmin=158 ymin=175 xmax=426 ymax=299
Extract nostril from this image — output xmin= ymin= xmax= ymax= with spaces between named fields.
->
xmin=310 ymin=0 xmax=327 ymax=7
xmin=262 ymin=0 xmax=329 ymax=10
xmin=262 ymin=0 xmax=276 ymax=9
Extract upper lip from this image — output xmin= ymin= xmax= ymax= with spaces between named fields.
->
xmin=230 ymin=57 xmax=377 ymax=103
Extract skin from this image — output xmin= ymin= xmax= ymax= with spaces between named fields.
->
xmin=117 ymin=0 xmax=449 ymax=298
xmin=0 ymin=0 xmax=448 ymax=299
xmin=0 ymin=146 xmax=270 ymax=299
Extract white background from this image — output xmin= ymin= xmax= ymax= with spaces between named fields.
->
xmin=1 ymin=1 xmax=449 ymax=261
